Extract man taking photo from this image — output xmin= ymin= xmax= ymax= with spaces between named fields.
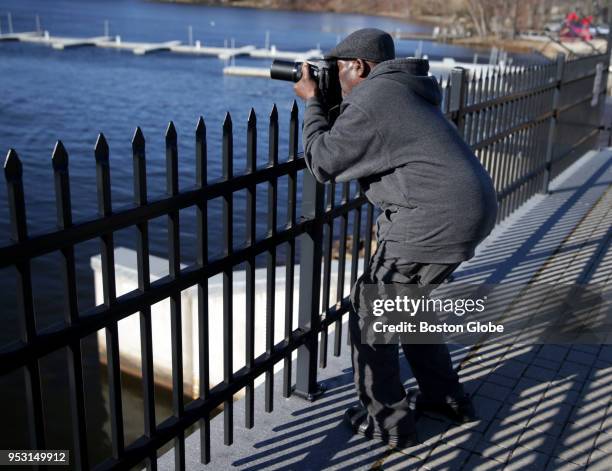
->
xmin=293 ymin=28 xmax=498 ymax=449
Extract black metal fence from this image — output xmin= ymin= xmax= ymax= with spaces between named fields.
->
xmin=0 ymin=51 xmax=608 ymax=470
xmin=442 ymin=52 xmax=609 ymax=221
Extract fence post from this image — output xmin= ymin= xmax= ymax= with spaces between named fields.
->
xmin=293 ymin=170 xmax=325 ymax=401
xmin=449 ymin=67 xmax=468 ymax=138
xmin=542 ymin=53 xmax=565 ymax=194
xmin=607 ymin=0 xmax=612 ymax=74
xmin=602 ymin=0 xmax=612 ymax=144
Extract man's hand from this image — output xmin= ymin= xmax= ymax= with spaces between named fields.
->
xmin=294 ymin=63 xmax=320 ymax=101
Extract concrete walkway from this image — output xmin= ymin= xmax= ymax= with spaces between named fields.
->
xmin=158 ymin=148 xmax=612 ymax=470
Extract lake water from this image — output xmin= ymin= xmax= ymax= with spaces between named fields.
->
xmin=0 ymin=0 xmax=541 ymax=466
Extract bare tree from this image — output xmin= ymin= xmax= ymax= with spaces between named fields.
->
xmin=465 ymin=0 xmax=488 ymax=36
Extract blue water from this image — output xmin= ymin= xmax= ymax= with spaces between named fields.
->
xmin=0 ymin=0 xmax=472 ymax=239
xmin=0 ymin=0 xmax=541 ymax=464
xmin=0 ymin=0 xmax=507 ymax=334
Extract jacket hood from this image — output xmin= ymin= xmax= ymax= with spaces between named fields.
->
xmin=366 ymin=58 xmax=442 ymax=106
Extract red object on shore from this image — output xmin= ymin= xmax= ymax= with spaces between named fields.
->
xmin=560 ymin=11 xmax=593 ymax=41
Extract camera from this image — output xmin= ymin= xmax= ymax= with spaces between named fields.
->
xmin=270 ymin=59 xmax=342 ymax=124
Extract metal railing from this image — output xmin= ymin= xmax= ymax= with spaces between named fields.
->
xmin=0 ymin=51 xmax=608 ymax=470
xmin=442 ymin=52 xmax=608 ymax=221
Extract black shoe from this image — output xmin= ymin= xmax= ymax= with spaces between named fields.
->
xmin=343 ymin=405 xmax=420 ymax=450
xmin=410 ymin=390 xmax=478 ymax=423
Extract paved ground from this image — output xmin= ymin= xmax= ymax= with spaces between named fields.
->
xmin=159 ymin=148 xmax=612 ymax=470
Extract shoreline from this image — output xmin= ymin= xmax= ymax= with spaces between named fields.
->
xmin=148 ymin=0 xmax=441 ymax=28
xmin=453 ymin=36 xmax=608 ymax=59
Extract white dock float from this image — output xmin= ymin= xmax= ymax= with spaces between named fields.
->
xmin=91 ymin=247 xmax=363 ymax=397
xmin=217 ymin=45 xmax=256 ymax=60
xmin=0 ymin=31 xmax=41 ymax=42
xmin=170 ymin=43 xmax=255 ymax=59
xmin=16 ymin=31 xmax=55 ymax=45
xmin=249 ymin=47 xmax=322 ymax=61
xmin=435 ymin=57 xmax=499 ymax=71
xmin=223 ymin=66 xmax=270 ymax=78
xmin=51 ymin=35 xmax=112 ymax=50
xmin=428 ymin=57 xmax=499 ymax=74
xmin=133 ymin=40 xmax=181 ymax=55
xmin=16 ymin=32 xmax=111 ymax=50
xmin=95 ymin=37 xmax=182 ymax=55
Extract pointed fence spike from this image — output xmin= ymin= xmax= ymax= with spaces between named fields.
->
xmin=196 ymin=116 xmax=206 ymax=135
xmin=223 ymin=111 xmax=232 ymax=130
xmin=195 ymin=115 xmax=207 ymax=187
xmin=468 ymin=71 xmax=477 ymax=102
xmin=246 ymin=108 xmax=257 ymax=173
xmin=132 ymin=127 xmax=147 ymax=206
xmin=269 ymin=103 xmax=278 ymax=166
xmin=514 ymin=69 xmax=520 ymax=90
xmin=94 ymin=133 xmax=109 ymax=162
xmin=222 ymin=112 xmax=233 ymax=180
xmin=51 ymin=140 xmax=69 ymax=170
xmin=4 ymin=148 xmax=22 ymax=181
xmin=247 ymin=108 xmax=256 ymax=126
xmin=132 ymin=127 xmax=145 ymax=152
xmin=165 ymin=121 xmax=177 ymax=140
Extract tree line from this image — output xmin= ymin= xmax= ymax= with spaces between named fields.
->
xmin=172 ymin=0 xmax=608 ymax=38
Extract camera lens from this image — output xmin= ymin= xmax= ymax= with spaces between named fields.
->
xmin=270 ymin=60 xmax=302 ymax=82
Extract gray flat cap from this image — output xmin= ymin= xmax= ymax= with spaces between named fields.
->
xmin=325 ymin=28 xmax=395 ymax=62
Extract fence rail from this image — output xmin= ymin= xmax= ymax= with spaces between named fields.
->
xmin=0 ymin=51 xmax=609 ymax=470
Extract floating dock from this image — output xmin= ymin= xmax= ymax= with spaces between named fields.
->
xmin=95 ymin=37 xmax=182 ymax=55
xmin=223 ymin=66 xmax=270 ymax=78
xmin=170 ymin=43 xmax=255 ymax=59
xmin=51 ymin=36 xmax=112 ymax=50
xmin=0 ymin=31 xmax=41 ymax=42
xmin=218 ymin=45 xmax=257 ymax=60
xmin=10 ymin=32 xmax=112 ymax=50
xmin=430 ymin=57 xmax=500 ymax=74
xmin=91 ymin=247 xmax=361 ymax=398
xmin=249 ymin=47 xmax=322 ymax=61
xmin=0 ymin=29 xmax=321 ymax=61
xmin=1 ymin=29 xmax=500 ymax=68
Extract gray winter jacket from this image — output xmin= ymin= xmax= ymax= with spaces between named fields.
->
xmin=302 ymin=58 xmax=498 ymax=263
